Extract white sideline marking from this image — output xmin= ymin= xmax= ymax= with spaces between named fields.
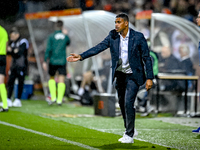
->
xmin=0 ymin=121 xmax=99 ymax=150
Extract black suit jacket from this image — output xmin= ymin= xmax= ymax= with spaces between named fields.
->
xmin=80 ymin=28 xmax=154 ymax=86
xmin=180 ymin=58 xmax=194 ymax=75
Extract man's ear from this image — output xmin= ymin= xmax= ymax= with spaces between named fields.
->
xmin=125 ymin=21 xmax=128 ymax=27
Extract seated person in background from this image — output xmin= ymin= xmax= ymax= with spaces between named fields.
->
xmin=178 ymin=44 xmax=195 ymax=89
xmin=158 ymin=46 xmax=184 ymax=91
xmin=77 ymin=70 xmax=98 ymax=105
xmin=179 ymin=44 xmax=195 ymax=76
xmin=77 ymin=52 xmax=111 ymax=105
xmin=77 ymin=70 xmax=97 ymax=96
xmin=158 ymin=46 xmax=181 ymax=73
xmin=98 ymin=53 xmax=111 ymax=92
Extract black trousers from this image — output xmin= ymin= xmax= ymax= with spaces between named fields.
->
xmin=115 ymin=72 xmax=140 ymax=137
xmin=7 ymin=67 xmax=25 ymax=99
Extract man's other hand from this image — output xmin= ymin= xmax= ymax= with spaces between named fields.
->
xmin=145 ymin=79 xmax=153 ymax=91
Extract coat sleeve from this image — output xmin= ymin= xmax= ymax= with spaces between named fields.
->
xmin=80 ymin=34 xmax=111 ymax=60
xmin=140 ymin=34 xmax=154 ymax=79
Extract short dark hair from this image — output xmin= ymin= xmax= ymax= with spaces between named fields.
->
xmin=56 ymin=20 xmax=63 ymax=28
xmin=10 ymin=27 xmax=20 ymax=34
xmin=116 ymin=13 xmax=129 ymax=22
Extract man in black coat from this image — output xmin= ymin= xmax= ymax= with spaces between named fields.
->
xmin=67 ymin=13 xmax=154 ymax=143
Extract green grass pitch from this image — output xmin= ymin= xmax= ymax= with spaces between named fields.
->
xmin=0 ymin=100 xmax=199 ymax=150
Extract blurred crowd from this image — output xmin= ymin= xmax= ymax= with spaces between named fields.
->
xmin=1 ymin=0 xmax=200 ymax=26
xmin=99 ymin=0 xmax=200 ymax=24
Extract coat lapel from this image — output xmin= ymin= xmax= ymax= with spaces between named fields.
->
xmin=128 ymin=29 xmax=136 ymax=59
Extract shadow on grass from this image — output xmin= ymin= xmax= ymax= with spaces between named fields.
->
xmin=194 ymin=135 xmax=200 ymax=139
xmin=96 ymin=143 xmax=148 ymax=149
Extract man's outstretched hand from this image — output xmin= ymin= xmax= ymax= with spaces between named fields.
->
xmin=67 ymin=53 xmax=82 ymax=62
xmin=145 ymin=79 xmax=153 ymax=91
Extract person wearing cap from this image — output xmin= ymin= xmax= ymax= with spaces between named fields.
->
xmin=6 ymin=27 xmax=29 ymax=107
xmin=0 ymin=25 xmax=9 ymax=112
xmin=42 ymin=20 xmax=70 ymax=106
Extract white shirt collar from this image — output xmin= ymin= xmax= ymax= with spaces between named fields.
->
xmin=181 ymin=56 xmax=190 ymax=61
xmin=119 ymin=29 xmax=130 ymax=39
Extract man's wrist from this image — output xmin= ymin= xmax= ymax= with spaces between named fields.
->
xmin=147 ymin=79 xmax=153 ymax=81
xmin=79 ymin=55 xmax=83 ymax=61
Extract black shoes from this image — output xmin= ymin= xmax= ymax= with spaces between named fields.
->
xmin=0 ymin=107 xmax=8 ymax=112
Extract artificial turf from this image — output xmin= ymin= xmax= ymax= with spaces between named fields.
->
xmin=0 ymin=99 xmax=199 ymax=150
xmin=0 ymin=123 xmax=86 ymax=150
